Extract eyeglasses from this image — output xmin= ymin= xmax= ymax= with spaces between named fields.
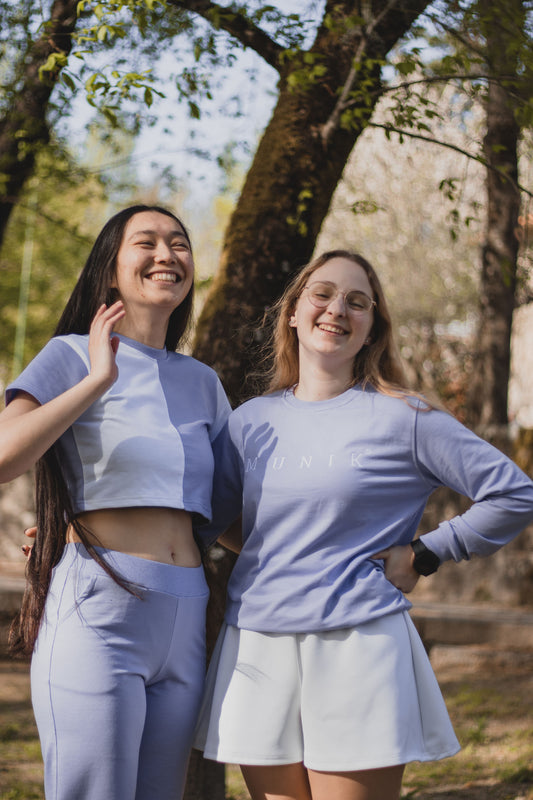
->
xmin=303 ymin=281 xmax=376 ymax=314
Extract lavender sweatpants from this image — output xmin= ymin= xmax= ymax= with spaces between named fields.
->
xmin=31 ymin=543 xmax=209 ymax=800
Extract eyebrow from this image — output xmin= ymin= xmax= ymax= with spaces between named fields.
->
xmin=128 ymin=228 xmax=188 ymax=240
xmin=309 ymin=280 xmax=372 ymax=299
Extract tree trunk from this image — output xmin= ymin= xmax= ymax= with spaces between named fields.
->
xmin=466 ymin=0 xmax=522 ymax=428
xmin=0 ymin=0 xmax=79 ymax=243
xmin=187 ymin=3 xmax=432 ymax=797
xmin=193 ymin=0 xmax=433 ymax=406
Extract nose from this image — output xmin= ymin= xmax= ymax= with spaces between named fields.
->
xmin=326 ymin=292 xmax=346 ymax=316
xmin=154 ymin=240 xmax=177 ymax=263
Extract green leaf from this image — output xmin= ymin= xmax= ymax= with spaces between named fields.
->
xmin=189 ymin=101 xmax=201 ymax=119
xmin=38 ymin=52 xmax=68 ymax=80
xmin=62 ymin=73 xmax=76 ymax=92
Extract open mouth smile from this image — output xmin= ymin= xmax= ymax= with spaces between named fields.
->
xmin=317 ymin=323 xmax=348 ymax=335
xmin=146 ymin=271 xmax=182 ymax=283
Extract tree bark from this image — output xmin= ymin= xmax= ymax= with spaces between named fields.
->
xmin=0 ymin=0 xmax=79 ymax=243
xmin=192 ymin=0 xmax=433 ymax=406
xmin=466 ymin=0 xmax=522 ymax=428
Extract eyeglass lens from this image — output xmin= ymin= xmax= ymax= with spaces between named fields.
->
xmin=307 ymin=282 xmax=373 ymax=312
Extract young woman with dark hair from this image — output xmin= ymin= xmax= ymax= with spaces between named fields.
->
xmin=193 ymin=250 xmax=533 ymax=800
xmin=1 ymin=205 xmax=230 ymax=800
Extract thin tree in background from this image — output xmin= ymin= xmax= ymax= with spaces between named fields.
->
xmin=467 ymin=0 xmax=524 ymax=430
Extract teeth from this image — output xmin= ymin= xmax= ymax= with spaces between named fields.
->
xmin=318 ymin=324 xmax=346 ymax=334
xmin=149 ymin=272 xmax=177 ymax=282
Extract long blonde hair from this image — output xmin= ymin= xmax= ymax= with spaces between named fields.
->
xmin=265 ymin=250 xmax=413 ymax=398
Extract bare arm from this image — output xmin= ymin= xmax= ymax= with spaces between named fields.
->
xmin=0 ymin=302 xmax=125 ymax=483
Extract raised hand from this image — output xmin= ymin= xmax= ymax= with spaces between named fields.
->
xmin=0 ymin=301 xmax=126 ymax=484
xmin=87 ymin=302 xmax=125 ymax=391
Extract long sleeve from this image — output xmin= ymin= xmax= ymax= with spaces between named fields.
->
xmin=413 ymin=407 xmax=533 ymax=562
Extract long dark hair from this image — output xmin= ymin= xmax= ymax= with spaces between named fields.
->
xmin=9 ymin=205 xmax=194 ymax=657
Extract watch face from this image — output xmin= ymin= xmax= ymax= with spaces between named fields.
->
xmin=417 ymin=554 xmax=440 ymax=575
xmin=412 ymin=541 xmax=440 ymax=576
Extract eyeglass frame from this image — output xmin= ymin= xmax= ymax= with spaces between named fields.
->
xmin=302 ymin=280 xmax=377 ymax=314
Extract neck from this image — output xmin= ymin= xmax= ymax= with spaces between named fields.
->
xmin=114 ymin=310 xmax=169 ymax=349
xmin=294 ymin=369 xmax=354 ymax=402
xmin=294 ymin=349 xmax=356 ymax=401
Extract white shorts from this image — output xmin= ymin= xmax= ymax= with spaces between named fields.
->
xmin=194 ymin=612 xmax=460 ymax=771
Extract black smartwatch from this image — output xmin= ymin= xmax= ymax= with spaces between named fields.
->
xmin=410 ymin=539 xmax=440 ymax=576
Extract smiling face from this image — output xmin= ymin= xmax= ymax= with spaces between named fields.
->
xmin=111 ymin=210 xmax=194 ymax=329
xmin=289 ymin=256 xmax=375 ymax=376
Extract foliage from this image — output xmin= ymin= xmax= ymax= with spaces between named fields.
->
xmin=318 ymin=84 xmax=485 ymax=328
xmin=367 ymin=1 xmax=533 ymax=201
xmin=0 ymin=140 xmax=116 ymax=387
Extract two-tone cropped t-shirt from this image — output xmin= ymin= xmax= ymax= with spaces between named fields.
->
xmin=6 ymin=333 xmax=231 ymax=520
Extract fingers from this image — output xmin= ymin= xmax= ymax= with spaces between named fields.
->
xmin=22 ymin=526 xmax=36 ymax=559
xmin=90 ymin=301 xmax=125 ymax=334
xmin=87 ymin=302 xmax=126 ymax=388
xmin=371 ymin=549 xmax=389 ymax=559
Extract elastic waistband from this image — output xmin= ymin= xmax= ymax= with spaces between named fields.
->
xmin=60 ymin=543 xmax=208 ymax=597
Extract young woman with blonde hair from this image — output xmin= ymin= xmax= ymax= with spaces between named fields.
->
xmin=194 ymin=250 xmax=533 ymax=800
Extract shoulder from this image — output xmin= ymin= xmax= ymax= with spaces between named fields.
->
xmin=52 ymin=333 xmax=90 ymax=363
xmin=25 ymin=333 xmax=90 ymax=367
xmin=357 ymin=385 xmax=423 ymax=416
xmin=232 ymin=391 xmax=284 ymax=417
xmin=6 ymin=334 xmax=90 ymax=405
xmin=167 ymin=352 xmax=220 ymax=381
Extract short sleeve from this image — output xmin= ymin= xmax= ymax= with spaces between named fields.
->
xmin=5 ymin=337 xmax=89 ymax=407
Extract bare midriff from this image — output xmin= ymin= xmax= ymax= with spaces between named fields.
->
xmin=66 ymin=507 xmax=201 ymax=567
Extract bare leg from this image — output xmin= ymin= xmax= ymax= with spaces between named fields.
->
xmin=307 ymin=765 xmax=405 ymax=800
xmin=241 ymin=763 xmax=312 ymax=800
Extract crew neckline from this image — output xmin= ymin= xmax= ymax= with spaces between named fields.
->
xmin=282 ymin=384 xmax=361 ymax=410
xmin=116 ymin=333 xmax=169 ymax=361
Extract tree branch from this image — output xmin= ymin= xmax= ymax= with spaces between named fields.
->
xmin=369 ymin=122 xmax=532 ymax=198
xmin=166 ymin=0 xmax=284 ymax=70
xmin=355 ymin=72 xmax=528 ymax=110
xmin=320 ymin=0 xmax=400 ymax=147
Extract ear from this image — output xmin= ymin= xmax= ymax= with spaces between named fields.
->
xmin=288 ymin=314 xmax=297 ymax=328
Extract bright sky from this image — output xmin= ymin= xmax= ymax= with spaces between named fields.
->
xmin=132 ymin=47 xmax=278 ymax=201
xmin=67 ymin=2 xmax=326 ymax=207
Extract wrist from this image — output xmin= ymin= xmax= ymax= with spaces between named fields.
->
xmin=410 ymin=539 xmax=440 ymax=576
xmin=83 ymin=372 xmax=114 ymax=399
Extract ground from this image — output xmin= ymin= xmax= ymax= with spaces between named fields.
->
xmin=1 ymin=629 xmax=532 ymax=799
